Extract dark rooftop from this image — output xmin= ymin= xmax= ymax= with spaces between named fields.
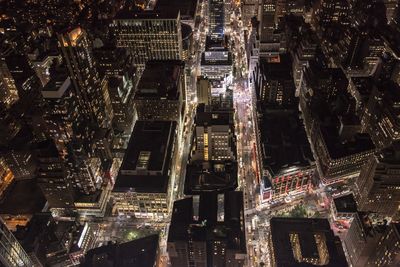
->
xmin=184 ymin=161 xmax=238 ymax=195
xmin=135 ymin=60 xmax=184 ymax=100
xmin=114 ymin=8 xmax=179 ymax=20
xmin=82 ymin=234 xmax=159 ymax=267
xmin=0 ymin=179 xmax=46 ymax=215
xmin=259 ymin=110 xmax=314 ymax=175
xmin=195 ymin=104 xmax=234 ymax=126
xmin=320 ymin=127 xmax=375 ymax=159
xmin=114 ymin=121 xmax=176 ymax=193
xmin=333 ymin=194 xmax=358 ymax=213
xmin=270 ymin=217 xmax=348 ymax=267
xmin=155 ymin=0 xmax=198 ymax=21
xmin=168 ymin=191 xmax=246 ymax=253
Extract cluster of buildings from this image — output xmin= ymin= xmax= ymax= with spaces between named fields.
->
xmin=245 ymin=0 xmax=400 ymax=266
xmin=0 ymin=0 xmax=200 ymax=266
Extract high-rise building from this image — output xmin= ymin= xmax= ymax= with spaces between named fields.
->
xmin=200 ymin=37 xmax=233 ymax=89
xmin=313 ymin=0 xmax=350 ymax=39
xmin=0 ymin=56 xmax=19 ymax=108
xmin=268 ymin=217 xmax=348 ymax=267
xmin=41 ymin=66 xmax=84 ymax=146
xmin=0 ymin=157 xmax=13 ymax=199
xmin=168 ymin=191 xmax=247 ymax=267
xmin=112 ymin=10 xmax=183 ymax=67
xmin=58 ymin=27 xmax=112 ymax=129
xmin=256 ymin=54 xmax=296 ymax=107
xmin=209 ymin=0 xmax=225 ymax=40
xmin=367 ymin=223 xmax=400 ymax=266
xmin=2 ymin=53 xmax=41 ymax=100
xmin=0 ymin=218 xmax=34 ymax=267
xmin=82 ymin=234 xmax=160 ymax=267
xmin=133 ymin=60 xmax=185 ymax=124
xmin=192 ymin=104 xmax=235 ymax=162
xmin=355 ymin=142 xmax=400 ymax=218
xmin=36 ymin=140 xmax=75 ymax=209
xmin=360 ymin=81 xmax=400 ymax=149
xmin=112 ymin=121 xmax=178 ymax=218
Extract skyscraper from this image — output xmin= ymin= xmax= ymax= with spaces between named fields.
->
xmin=58 ymin=27 xmax=112 ymax=129
xmin=0 ymin=56 xmax=19 ymax=108
xmin=0 ymin=219 xmax=34 ymax=267
xmin=112 ymin=10 xmax=183 ymax=67
xmin=355 ymin=142 xmax=400 ymax=218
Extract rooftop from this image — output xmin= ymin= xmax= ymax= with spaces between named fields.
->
xmin=135 ymin=60 xmax=184 ymax=100
xmin=0 ymin=179 xmax=46 ymax=215
xmin=184 ymin=161 xmax=238 ymax=195
xmin=320 ymin=127 xmax=375 ymax=159
xmin=270 ymin=217 xmax=348 ymax=267
xmin=155 ymin=0 xmax=198 ymax=21
xmin=82 ymin=234 xmax=159 ymax=267
xmin=195 ymin=104 xmax=234 ymax=126
xmin=168 ymin=191 xmax=246 ymax=253
xmin=114 ymin=8 xmax=179 ymax=20
xmin=333 ymin=194 xmax=358 ymax=213
xmin=114 ymin=121 xmax=176 ymax=193
xmin=259 ymin=110 xmax=314 ymax=175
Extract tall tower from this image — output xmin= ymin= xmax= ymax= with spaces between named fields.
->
xmin=0 ymin=219 xmax=34 ymax=267
xmin=58 ymin=27 xmax=112 ymax=129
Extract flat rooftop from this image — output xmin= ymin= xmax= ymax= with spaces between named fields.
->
xmin=195 ymin=104 xmax=234 ymax=126
xmin=155 ymin=0 xmax=198 ymax=21
xmin=114 ymin=8 xmax=179 ymax=20
xmin=270 ymin=217 xmax=348 ymax=267
xmin=259 ymin=110 xmax=314 ymax=175
xmin=320 ymin=127 xmax=375 ymax=159
xmin=114 ymin=121 xmax=176 ymax=193
xmin=82 ymin=234 xmax=159 ymax=267
xmin=333 ymin=194 xmax=358 ymax=213
xmin=0 ymin=179 xmax=46 ymax=215
xmin=184 ymin=161 xmax=238 ymax=195
xmin=135 ymin=60 xmax=184 ymax=100
xmin=168 ymin=191 xmax=246 ymax=253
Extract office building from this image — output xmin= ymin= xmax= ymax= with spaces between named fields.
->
xmin=0 ymin=55 xmax=19 ymax=108
xmin=134 ymin=60 xmax=185 ymax=124
xmin=360 ymin=81 xmax=400 ymax=149
xmin=112 ymin=9 xmax=183 ymax=67
xmin=36 ymin=140 xmax=75 ymax=209
xmin=200 ymin=37 xmax=233 ymax=87
xmin=82 ymin=234 xmax=159 ymax=267
xmin=255 ymin=54 xmax=296 ymax=107
xmin=299 ymin=63 xmax=375 ymax=184
xmin=15 ymin=212 xmax=95 ymax=266
xmin=0 ymin=218 xmax=34 ymax=267
xmin=268 ymin=217 xmax=348 ymax=267
xmin=196 ymin=77 xmax=212 ymax=105
xmin=168 ymin=191 xmax=247 ymax=267
xmin=92 ymin=45 xmax=133 ymax=79
xmin=112 ymin=121 xmax=177 ymax=218
xmin=209 ymin=0 xmax=225 ymax=40
xmin=355 ymin=142 xmax=400 ymax=218
xmin=1 ymin=150 xmax=36 ymax=180
xmin=58 ymin=27 xmax=112 ymax=129
xmin=1 ymin=53 xmax=41 ymax=101
xmin=313 ymin=0 xmax=350 ymax=39
xmin=41 ymin=66 xmax=84 ymax=146
xmin=192 ymin=104 xmax=236 ymax=162
xmin=366 ymin=223 xmax=400 ymax=266
xmin=0 ymin=157 xmax=13 ymax=198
